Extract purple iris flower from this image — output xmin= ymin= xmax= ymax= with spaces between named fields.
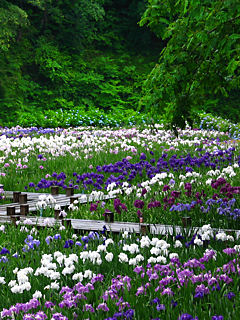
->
xmin=140 ymin=153 xmax=146 ymax=160
xmin=0 ymin=247 xmax=10 ymax=255
xmin=28 ymin=182 xmax=35 ymax=188
xmin=64 ymin=240 xmax=74 ymax=248
xmin=45 ymin=236 xmax=53 ymax=245
xmin=225 ymin=292 xmax=235 ymax=300
xmin=156 ymin=304 xmax=165 ymax=311
xmin=171 ymin=299 xmax=178 ymax=307
xmin=134 ymin=200 xmax=145 ymax=209
xmin=90 ymin=203 xmax=98 ymax=212
xmin=150 ymin=298 xmax=160 ymax=305
xmin=81 ymin=236 xmax=89 ymax=243
xmin=45 ymin=301 xmax=55 ymax=308
xmin=0 ymin=256 xmax=8 ymax=263
xmin=178 ymin=314 xmax=198 ymax=320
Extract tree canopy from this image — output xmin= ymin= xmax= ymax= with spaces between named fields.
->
xmin=140 ymin=0 xmax=240 ymax=129
xmin=0 ymin=0 xmax=239 ymax=127
xmin=0 ymin=0 xmax=161 ymax=124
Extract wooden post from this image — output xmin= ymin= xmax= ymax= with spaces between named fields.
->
xmin=140 ymin=224 xmax=148 ymax=235
xmin=66 ymin=187 xmax=74 ymax=197
xmin=7 ymin=206 xmax=15 ymax=216
xmin=139 ymin=217 xmax=149 ymax=235
xmin=104 ymin=210 xmax=114 ymax=223
xmin=10 ymin=215 xmax=20 ymax=227
xmin=54 ymin=209 xmax=61 ymax=219
xmin=13 ymin=191 xmax=21 ymax=203
xmin=19 ymin=194 xmax=27 ymax=204
xmin=51 ymin=186 xmax=59 ymax=195
xmin=182 ymin=216 xmax=192 ymax=227
xmin=20 ymin=204 xmax=29 ymax=216
xmin=70 ymin=196 xmax=78 ymax=204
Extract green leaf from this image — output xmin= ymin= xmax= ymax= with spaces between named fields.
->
xmin=183 ymin=0 xmax=189 ymax=15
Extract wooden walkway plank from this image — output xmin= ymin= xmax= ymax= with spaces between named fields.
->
xmin=0 ymin=191 xmax=115 ymax=216
xmin=0 ymin=214 xmax=239 ymax=238
xmin=1 ymin=190 xmax=240 ymax=238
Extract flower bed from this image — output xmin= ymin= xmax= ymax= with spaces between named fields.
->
xmin=0 ymin=223 xmax=240 ymax=319
xmin=0 ymin=121 xmax=240 ymax=319
xmin=0 ymin=125 xmax=239 ymax=230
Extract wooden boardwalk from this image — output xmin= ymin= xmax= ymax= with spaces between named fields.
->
xmin=0 ymin=214 xmax=239 ymax=238
xmin=0 ymin=190 xmax=114 ymax=215
xmin=0 ymin=190 xmax=240 ymax=237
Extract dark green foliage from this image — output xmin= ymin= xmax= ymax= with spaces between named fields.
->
xmin=140 ymin=0 xmax=240 ymax=129
xmin=1 ymin=0 xmax=238 ymax=127
xmin=0 ymin=0 xmax=161 ymax=125
xmin=202 ymin=89 xmax=240 ymax=123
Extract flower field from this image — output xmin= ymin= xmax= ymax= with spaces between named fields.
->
xmin=0 ymin=121 xmax=240 ymax=319
xmin=0 ymin=223 xmax=240 ymax=320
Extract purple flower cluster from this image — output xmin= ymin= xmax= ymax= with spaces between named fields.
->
xmin=23 ymin=311 xmax=47 ymax=320
xmin=0 ymin=186 xmax=4 ymax=201
xmin=178 ymin=314 xmax=199 ymax=320
xmin=133 ymin=199 xmax=144 ymax=209
xmin=25 ymin=146 xmax=239 ymax=193
xmin=1 ymin=298 xmax=40 ymax=318
xmin=0 ymin=247 xmax=10 ymax=255
xmin=201 ymin=198 xmax=240 ymax=220
xmin=211 ymin=178 xmax=240 ymax=200
xmin=0 ymin=127 xmax=63 ymax=139
xmin=113 ymin=199 xmax=127 ymax=214
xmin=130 ymin=245 xmax=240 ymax=316
xmin=23 ymin=235 xmax=40 ymax=252
xmin=105 ymin=308 xmax=134 ymax=320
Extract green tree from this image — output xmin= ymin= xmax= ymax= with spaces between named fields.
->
xmin=0 ymin=0 xmax=28 ymax=51
xmin=140 ymin=0 xmax=240 ymax=129
xmin=0 ymin=0 xmax=159 ymax=125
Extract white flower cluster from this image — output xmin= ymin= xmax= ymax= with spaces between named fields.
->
xmin=34 ymin=254 xmax=60 ymax=280
xmin=220 ymin=166 xmax=237 ymax=178
xmin=0 ymin=277 xmax=5 ymax=284
xmin=216 ymin=232 xmax=234 ymax=242
xmin=194 ymin=224 xmax=235 ymax=246
xmin=8 ymin=267 xmax=33 ymax=294
xmin=90 ymin=191 xmax=104 ymax=201
xmin=36 ymin=194 xmax=56 ymax=210
xmin=117 ymin=241 xmax=144 ymax=266
xmin=68 ymin=203 xmax=78 ymax=211
xmin=179 ymin=172 xmax=202 ymax=187
xmin=78 ymin=239 xmax=114 ymax=266
xmin=206 ymin=164 xmax=239 ymax=183
xmin=72 ymin=269 xmax=95 ymax=281
xmin=126 ymin=235 xmax=175 ymax=265
xmin=123 ymin=243 xmax=139 ymax=254
xmin=80 ymin=251 xmax=102 ymax=265
xmin=197 ymin=224 xmax=214 ymax=243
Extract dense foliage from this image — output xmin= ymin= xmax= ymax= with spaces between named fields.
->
xmin=0 ymin=0 xmax=161 ymax=126
xmin=140 ymin=0 xmax=240 ymax=128
xmin=0 ymin=0 xmax=239 ymax=128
